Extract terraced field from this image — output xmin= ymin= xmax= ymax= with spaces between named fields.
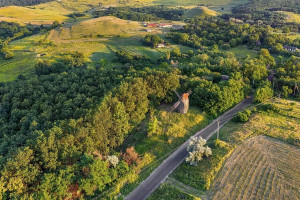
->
xmin=209 ymin=136 xmax=300 ymax=200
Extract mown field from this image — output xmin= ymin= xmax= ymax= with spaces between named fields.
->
xmin=208 ymin=136 xmax=300 ymax=200
xmin=149 ymin=99 xmax=300 ymax=200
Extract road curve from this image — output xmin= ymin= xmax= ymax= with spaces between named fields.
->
xmin=125 ymin=96 xmax=253 ymax=200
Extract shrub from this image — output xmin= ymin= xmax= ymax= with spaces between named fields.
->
xmin=260 ymin=103 xmax=280 ymax=113
xmin=107 ymin=155 xmax=119 ymax=168
xmin=186 ymin=136 xmax=212 ymax=166
xmin=4 ymin=51 xmax=14 ymax=59
xmin=254 ymin=84 xmax=273 ymax=102
xmin=282 ymin=86 xmax=292 ymax=99
xmin=234 ymin=109 xmax=252 ymax=122
xmin=123 ymin=147 xmax=140 ymax=166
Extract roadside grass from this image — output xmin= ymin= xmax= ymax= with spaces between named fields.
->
xmin=167 ymin=99 xmax=300 ymax=198
xmin=105 ymin=106 xmax=212 ymax=198
xmin=148 ymin=183 xmax=200 ymax=200
xmin=171 ymin=137 xmax=234 ymax=191
xmin=224 ymin=45 xmax=258 ymax=59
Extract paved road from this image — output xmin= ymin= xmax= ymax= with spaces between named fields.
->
xmin=125 ymin=96 xmax=253 ymax=200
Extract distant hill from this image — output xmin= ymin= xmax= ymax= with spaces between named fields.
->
xmin=233 ymin=0 xmax=300 ymax=14
xmin=184 ymin=6 xmax=220 ymax=18
xmin=0 ymin=0 xmax=54 ymax=7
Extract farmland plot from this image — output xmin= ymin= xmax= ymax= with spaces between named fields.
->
xmin=209 ymin=136 xmax=300 ymax=200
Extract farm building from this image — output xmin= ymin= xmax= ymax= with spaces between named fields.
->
xmin=159 ymin=23 xmax=173 ymax=28
xmin=146 ymin=23 xmax=158 ymax=28
xmin=172 ymin=25 xmax=184 ymax=30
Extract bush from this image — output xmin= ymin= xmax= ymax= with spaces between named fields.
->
xmin=260 ymin=103 xmax=280 ymax=113
xmin=186 ymin=136 xmax=212 ymax=166
xmin=233 ymin=109 xmax=251 ymax=122
xmin=282 ymin=86 xmax=292 ymax=99
xmin=4 ymin=51 xmax=14 ymax=59
xmin=254 ymin=84 xmax=273 ymax=102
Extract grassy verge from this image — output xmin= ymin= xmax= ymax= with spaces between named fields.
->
xmin=148 ymin=184 xmax=200 ymax=200
xmin=97 ymin=106 xmax=212 ymax=198
xmin=168 ymin=99 xmax=300 ymax=196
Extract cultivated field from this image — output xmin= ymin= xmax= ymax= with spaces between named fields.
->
xmin=208 ymin=136 xmax=300 ymax=200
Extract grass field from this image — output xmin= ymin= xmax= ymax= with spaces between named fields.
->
xmin=148 ymin=184 xmax=200 ymax=200
xmin=153 ymin=99 xmax=300 ymax=199
xmin=184 ymin=7 xmax=220 ymax=18
xmin=0 ymin=0 xmax=248 ymax=26
xmin=48 ymin=16 xmax=148 ymax=40
xmin=208 ymin=136 xmax=300 ymax=200
xmin=0 ymin=5 xmax=70 ymax=25
xmin=278 ymin=11 xmax=300 ymax=23
xmin=224 ymin=45 xmax=258 ymax=59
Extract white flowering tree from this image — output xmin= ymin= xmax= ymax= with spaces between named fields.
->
xmin=107 ymin=155 xmax=119 ymax=168
xmin=186 ymin=136 xmax=212 ymax=166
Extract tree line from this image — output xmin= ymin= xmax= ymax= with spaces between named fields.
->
xmin=93 ymin=5 xmax=186 ymax=21
xmin=0 ymin=0 xmax=53 ymax=7
xmin=167 ymin=17 xmax=299 ymax=55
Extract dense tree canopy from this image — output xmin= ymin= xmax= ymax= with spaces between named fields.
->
xmin=0 ymin=0 xmax=53 ymax=7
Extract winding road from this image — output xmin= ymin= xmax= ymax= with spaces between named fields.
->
xmin=125 ymin=96 xmax=253 ymax=200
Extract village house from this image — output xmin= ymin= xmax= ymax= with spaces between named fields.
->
xmin=157 ymin=43 xmax=166 ymax=48
xmin=256 ymin=40 xmax=262 ymax=46
xmin=221 ymin=75 xmax=229 ymax=81
xmin=283 ymin=45 xmax=298 ymax=52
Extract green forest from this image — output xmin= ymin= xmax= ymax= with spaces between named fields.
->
xmin=0 ymin=0 xmax=299 ymax=199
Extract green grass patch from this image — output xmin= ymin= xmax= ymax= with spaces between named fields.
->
xmin=148 ymin=184 xmax=200 ymax=200
xmin=224 ymin=45 xmax=258 ymax=59
xmin=171 ymin=138 xmax=234 ymax=191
